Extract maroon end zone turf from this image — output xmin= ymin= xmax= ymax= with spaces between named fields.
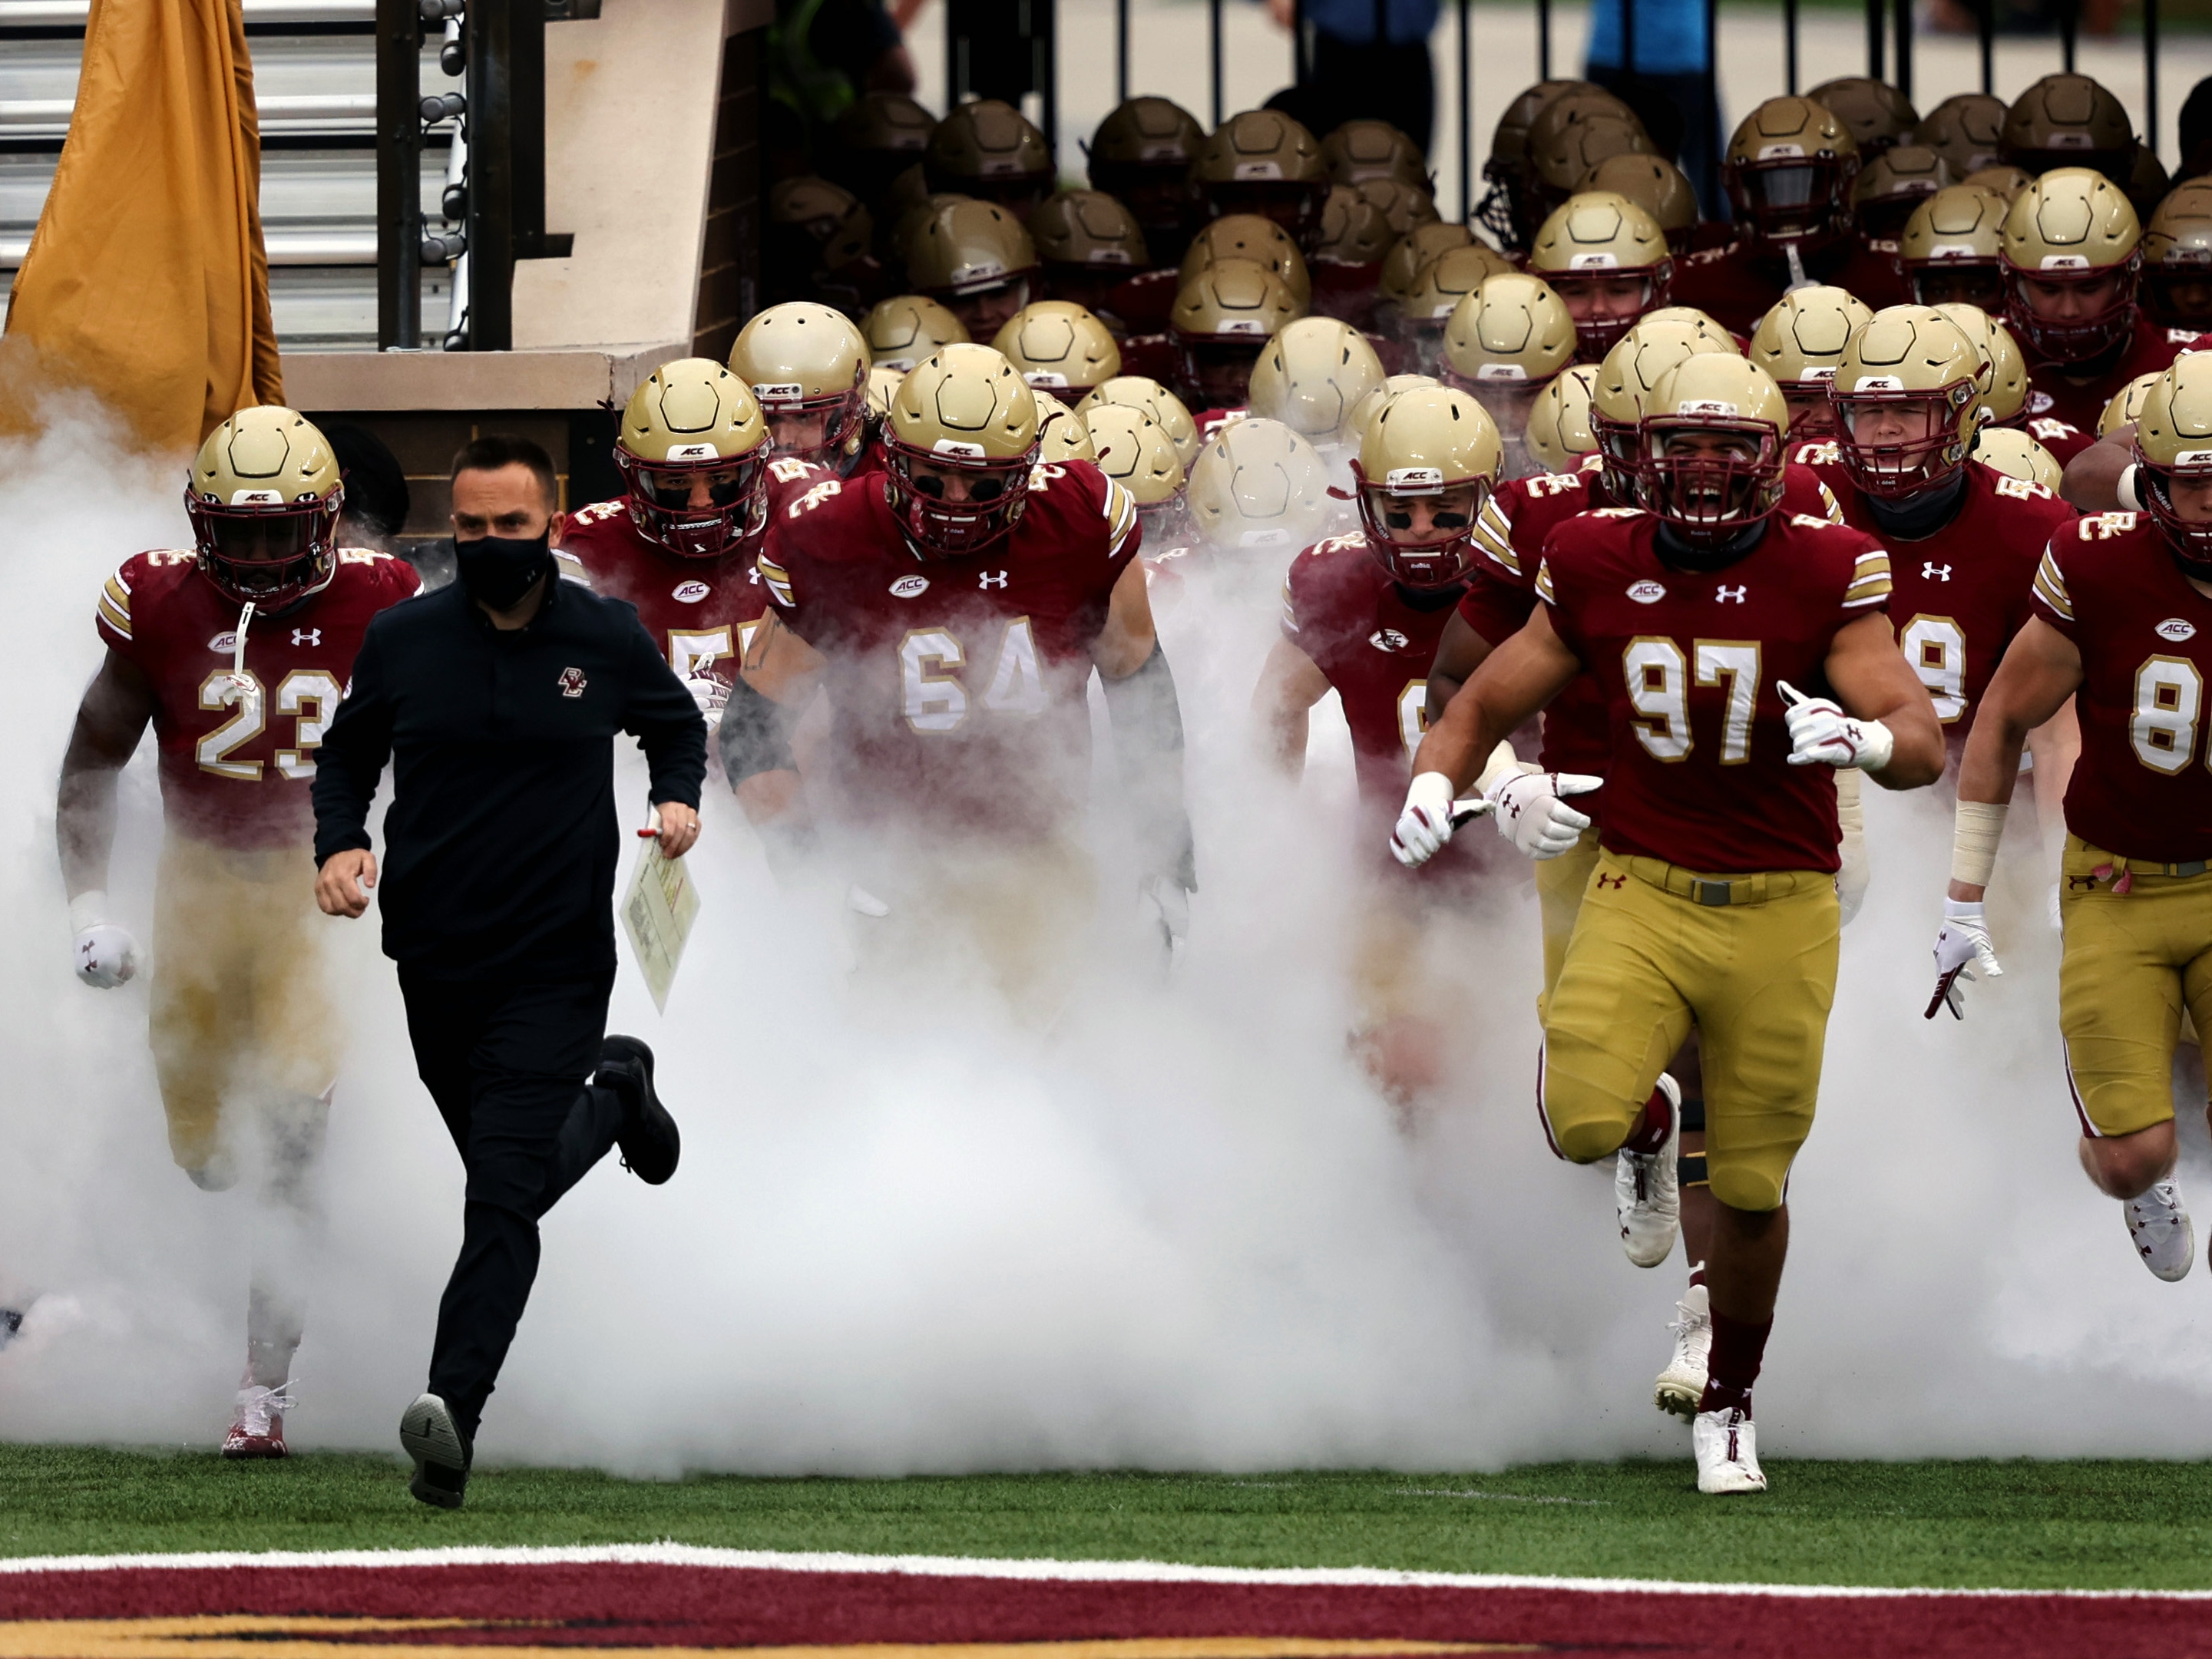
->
xmin=3 ymin=1557 xmax=2212 ymax=1657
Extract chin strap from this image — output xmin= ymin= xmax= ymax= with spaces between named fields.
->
xmin=223 ymin=600 xmax=258 ymax=703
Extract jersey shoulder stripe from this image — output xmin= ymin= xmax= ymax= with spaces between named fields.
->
xmin=1474 ymin=494 xmax=1519 ymax=573
xmin=1533 ymin=557 xmax=1556 ymax=604
xmin=554 ymin=548 xmax=593 ymax=587
xmin=1843 ymin=547 xmax=1893 ymax=608
xmin=1103 ymin=475 xmax=1139 ymax=558
xmin=2032 ymin=544 xmax=2075 ymax=623
xmin=757 ymin=554 xmax=795 ymax=610
xmin=1815 ymin=480 xmax=1843 ymax=524
xmin=98 ymin=570 xmax=133 ymax=641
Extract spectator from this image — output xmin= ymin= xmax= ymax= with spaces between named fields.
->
xmin=1582 ymin=0 xmax=1721 ymax=217
xmin=1265 ymin=0 xmax=1438 ymax=158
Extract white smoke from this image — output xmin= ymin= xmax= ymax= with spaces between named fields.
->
xmin=3 ymin=415 xmax=2211 ymax=1479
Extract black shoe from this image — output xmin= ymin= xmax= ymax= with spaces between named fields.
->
xmin=399 ymin=1392 xmax=471 ymax=1509
xmin=598 ymin=1035 xmax=679 ymax=1185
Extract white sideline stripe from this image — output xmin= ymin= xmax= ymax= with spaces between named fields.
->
xmin=0 ymin=1542 xmax=2204 ymax=1603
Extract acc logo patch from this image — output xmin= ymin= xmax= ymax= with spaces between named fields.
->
xmin=672 ymin=580 xmax=712 ymax=603
xmin=1627 ymin=580 xmax=1667 ymax=604
xmin=1368 ymin=628 xmax=1410 ymax=652
xmin=208 ymin=631 xmax=240 ymax=653
xmin=2158 ymin=617 xmax=2199 ymax=642
xmin=890 ymin=574 xmax=931 ymax=599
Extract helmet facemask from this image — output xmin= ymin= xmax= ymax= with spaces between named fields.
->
xmin=1352 ymin=461 xmax=1491 ymax=589
xmin=186 ymin=484 xmax=342 ymax=613
xmin=1727 ymin=154 xmax=1857 ymax=249
xmin=1833 ymin=377 xmax=1978 ymax=498
xmin=881 ymin=433 xmax=1037 ymax=557
xmin=615 ymin=447 xmax=769 ymax=560
xmin=1909 ymin=257 xmax=2007 ymax=312
xmin=1640 ymin=416 xmax=1786 ymax=548
xmin=752 ymin=381 xmax=868 ymax=465
xmin=2137 ymin=444 xmax=2212 ymax=579
xmin=1549 ymin=266 xmax=1668 ymax=358
xmin=2003 ymin=252 xmax=2141 ymax=361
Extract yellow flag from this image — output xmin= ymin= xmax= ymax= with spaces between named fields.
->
xmin=1 ymin=0 xmax=283 ymax=454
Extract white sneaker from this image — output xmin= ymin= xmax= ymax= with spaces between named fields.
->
xmin=2125 ymin=1179 xmax=2194 ymax=1281
xmin=1693 ymin=1406 xmax=1767 ymax=1494
xmin=1615 ymin=1073 xmax=1681 ymax=1268
xmin=1653 ymin=1282 xmax=1711 ymax=1420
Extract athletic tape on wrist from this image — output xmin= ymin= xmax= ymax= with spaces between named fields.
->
xmin=1473 ymin=740 xmax=1521 ymax=796
xmin=2118 ymin=464 xmax=2142 ymax=514
xmin=1833 ymin=765 xmax=1864 ymax=838
xmin=67 ymin=890 xmax=110 ymax=933
xmin=1950 ymin=799 xmax=2010 ymax=888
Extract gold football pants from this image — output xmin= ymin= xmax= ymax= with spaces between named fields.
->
xmin=1540 ymin=851 xmax=1840 ymax=1213
xmin=2058 ymin=835 xmax=2212 ymax=1139
xmin=1534 ymin=827 xmax=1603 ymax=1020
xmin=149 ymin=834 xmax=339 ymax=1178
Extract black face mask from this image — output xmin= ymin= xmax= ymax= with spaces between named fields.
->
xmin=455 ymin=531 xmax=551 ymax=611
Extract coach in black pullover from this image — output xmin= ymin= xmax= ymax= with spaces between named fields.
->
xmin=310 ymin=435 xmax=703 ymax=1509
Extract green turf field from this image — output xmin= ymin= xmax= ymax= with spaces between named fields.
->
xmin=3 ymin=1449 xmax=2211 ymax=1592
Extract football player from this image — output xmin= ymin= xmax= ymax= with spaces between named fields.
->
xmin=1399 ymin=354 xmax=1943 ymax=1493
xmin=1085 ymin=97 xmax=1207 ymax=266
xmin=1441 ymin=273 xmax=1579 ymax=478
xmin=1171 ymin=259 xmax=1305 ymax=438
xmin=862 ymin=294 xmax=970 ymax=372
xmin=1182 ymin=417 xmax=1342 ymax=554
xmin=1934 ymin=301 xmax=2096 ymax=469
xmin=1933 ymin=354 xmax=2212 ymax=1283
xmin=1076 ymin=374 xmax=1205 ymax=474
xmin=1671 ymin=97 xmax=1910 ymax=335
xmin=924 ymin=98 xmax=1055 ymax=218
xmin=1245 ymin=316 xmax=1388 ymax=479
xmin=905 ymin=198 xmax=1040 ymax=341
xmin=1899 ymin=184 xmax=2010 ymax=312
xmin=1747 ymin=286 xmax=1875 ymax=440
xmin=2002 ymin=168 xmax=2200 ymax=434
xmin=1473 ymin=80 xmax=1599 ymax=251
xmin=1192 ymin=109 xmax=1331 ymax=249
xmin=558 ymin=359 xmax=838 ymax=749
xmin=2144 ymin=180 xmax=2212 ymax=331
xmin=727 ymin=302 xmax=873 ymax=475
xmin=1253 ymin=388 xmax=1506 ymax=1103
xmin=1524 ymin=194 xmax=1674 ymax=362
xmin=992 ymin=300 xmax=1124 ymax=399
xmin=728 ymin=344 xmax=1192 ymax=1015
xmin=1027 ymin=190 xmax=1154 ymax=333
xmin=57 ymin=408 xmax=420 ymax=1456
xmin=1084 ymin=402 xmax=1191 ymax=550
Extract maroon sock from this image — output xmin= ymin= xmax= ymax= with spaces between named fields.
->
xmin=1698 ymin=1308 xmax=1772 ymax=1417
xmin=1621 ymin=1086 xmax=1673 ymax=1155
xmin=1687 ymin=1260 xmax=1708 ymax=1290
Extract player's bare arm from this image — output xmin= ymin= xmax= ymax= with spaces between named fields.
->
xmin=1096 ymin=555 xmax=1198 ymax=920
xmin=2061 ymin=428 xmax=2134 ymax=512
xmin=728 ymin=610 xmax=826 ymax=828
xmin=1251 ymin=639 xmax=1331 ymax=777
xmin=1420 ymin=610 xmax=1496 ymax=726
xmin=1947 ymin=617 xmax=2085 ymax=902
xmin=1815 ymin=610 xmax=1947 ymax=790
xmin=56 ymin=649 xmax=157 ymax=900
xmin=1410 ymin=607 xmax=1579 ymax=795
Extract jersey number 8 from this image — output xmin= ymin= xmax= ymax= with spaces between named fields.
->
xmin=2132 ymin=655 xmax=2212 ymax=775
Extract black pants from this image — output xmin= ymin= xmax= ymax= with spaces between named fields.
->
xmin=1273 ymin=36 xmax=1434 ymax=158
xmin=398 ymin=969 xmax=621 ymax=1446
xmin=1587 ymin=65 xmax=1723 ymax=222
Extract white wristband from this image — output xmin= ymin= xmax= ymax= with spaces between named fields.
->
xmin=1950 ymin=800 xmax=2009 ymax=888
xmin=2118 ymin=463 xmax=2143 ymax=513
xmin=68 ymin=890 xmax=110 ymax=933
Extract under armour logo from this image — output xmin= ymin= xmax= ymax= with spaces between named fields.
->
xmin=1597 ymin=872 xmax=1627 ymax=889
xmin=2068 ymin=874 xmax=2098 ymax=890
xmin=979 ymin=570 xmax=1009 ymax=590
xmin=1923 ymin=563 xmax=1952 ymax=582
xmin=292 ymin=628 xmax=322 ymax=646
xmin=1716 ymin=584 xmax=1747 ymax=603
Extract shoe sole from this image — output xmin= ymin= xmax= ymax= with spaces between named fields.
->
xmin=399 ymin=1394 xmax=468 ymax=1510
xmin=220 ymin=1442 xmax=287 ymax=1460
xmin=1654 ymin=1371 xmax=1705 ymax=1420
xmin=1698 ymin=1472 xmax=1769 ymax=1495
xmin=601 ymin=1036 xmax=679 ymax=1186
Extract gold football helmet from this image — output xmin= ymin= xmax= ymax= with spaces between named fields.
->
xmin=991 ymin=300 xmax=1123 ymax=394
xmin=1853 ymin=144 xmax=1955 ymax=241
xmin=1185 ymin=416 xmax=1333 ymax=550
xmin=2099 ymin=369 xmax=2164 ymax=437
xmin=1969 ymin=424 xmax=2062 ymax=489
xmin=1917 ymin=94 xmax=2009 ymax=178
xmin=1590 ymin=318 xmax=1736 ymax=499
xmin=863 ymin=293 xmax=972 ymax=370
xmin=1324 ymin=119 xmax=1429 ymax=187
xmin=612 ymin=359 xmax=772 ymax=560
xmin=1443 ymin=272 xmax=1578 ymax=389
xmin=767 ymin=177 xmax=875 ymax=282
xmin=1246 ymin=316 xmax=1388 ymax=448
xmin=926 ymin=97 xmax=1054 ymax=204
xmin=1313 ymin=185 xmax=1397 ymax=265
xmin=1179 ymin=213 xmax=1314 ymax=306
xmin=1028 ymin=189 xmax=1149 ymax=272
xmin=1033 ymin=391 xmax=1096 ymax=463
xmin=1399 ymin=242 xmax=1518 ymax=327
xmin=2131 ymin=354 xmax=2212 ymax=572
xmin=1526 ymin=88 xmax=1644 ymax=197
xmin=1478 ymin=79 xmax=1601 ymax=246
xmin=1724 ymin=96 xmax=1860 ymax=247
xmin=1831 ymin=304 xmax=1984 ymax=497
xmin=1349 ymin=372 xmax=1442 ymax=443
xmin=1963 ymin=164 xmax=2035 ymax=200
xmin=1379 ymin=222 xmax=1478 ymax=313
xmin=880 ymin=343 xmax=1041 ymax=556
xmin=1077 ymin=375 xmax=1203 ymax=468
xmin=1747 ymin=286 xmax=1876 ymax=436
xmin=1354 ymin=176 xmax=1440 ymax=237
xmin=1578 ymin=153 xmax=1699 ymax=246
xmin=1195 ymin=108 xmax=1331 ymax=235
xmin=905 ymin=198 xmax=1040 ymax=297
xmin=1086 ymin=97 xmax=1207 ymax=241
xmin=728 ymin=302 xmax=871 ymax=465
xmin=186 ymin=406 xmax=344 ymax=609
xmin=1899 ymin=183 xmax=2010 ymax=309
xmin=866 ymin=364 xmax=905 ymax=421
xmin=1354 ymin=385 xmax=1503 ymax=587
xmin=1084 ymin=402 xmax=1188 ymax=507
xmin=2144 ymin=180 xmax=2212 ymax=328
xmin=1638 ymin=355 xmax=1791 ymax=545
xmin=1932 ymin=301 xmax=2029 ymax=426
xmin=2002 ymin=73 xmax=2134 ymax=177
xmin=1526 ymin=363 xmax=1602 ymax=472
xmin=1526 ymin=190 xmax=1672 ymax=355
xmin=1531 ymin=111 xmax=1655 ymax=206
xmin=1171 ymin=258 xmax=1304 ymax=342
xmin=1999 ymin=166 xmax=2142 ymax=359
xmin=1805 ymin=77 xmax=1917 ymax=154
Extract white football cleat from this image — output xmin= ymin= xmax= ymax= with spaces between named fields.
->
xmin=2125 ymin=1179 xmax=2194 ymax=1282
xmin=1615 ymin=1073 xmax=1682 ymax=1268
xmin=1694 ymin=1406 xmax=1767 ymax=1495
xmin=1654 ymin=1283 xmax=1711 ymax=1420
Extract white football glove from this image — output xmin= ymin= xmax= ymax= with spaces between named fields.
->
xmin=1487 ymin=769 xmax=1602 ymax=861
xmin=1778 ymin=679 xmax=1895 ymax=772
xmin=683 ymin=673 xmax=730 ymax=732
xmin=1927 ymin=899 xmax=2003 ymax=1020
xmin=1142 ymin=874 xmax=1191 ymax=953
xmin=1390 ymin=771 xmax=1493 ymax=868
xmin=68 ymin=892 xmax=139 ymax=990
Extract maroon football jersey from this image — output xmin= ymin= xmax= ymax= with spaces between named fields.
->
xmin=2032 ymin=512 xmax=2212 ymax=863
xmin=1193 ymin=406 xmax=1249 ymax=444
xmin=1281 ymin=532 xmax=1462 ymax=808
xmin=759 ymin=460 xmax=1141 ymax=840
xmin=557 ymin=457 xmax=838 ymax=689
xmin=1536 ymin=507 xmax=1893 ymax=874
xmin=1465 ymin=458 xmax=1845 ymax=777
xmin=1669 ymin=238 xmax=1912 ymax=337
xmin=95 ymin=547 xmax=421 ymax=851
xmin=2022 ymin=414 xmax=2095 ymax=468
xmin=1790 ymin=451 xmax=2078 ymax=738
xmin=2023 ymin=317 xmax=2203 ymax=433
